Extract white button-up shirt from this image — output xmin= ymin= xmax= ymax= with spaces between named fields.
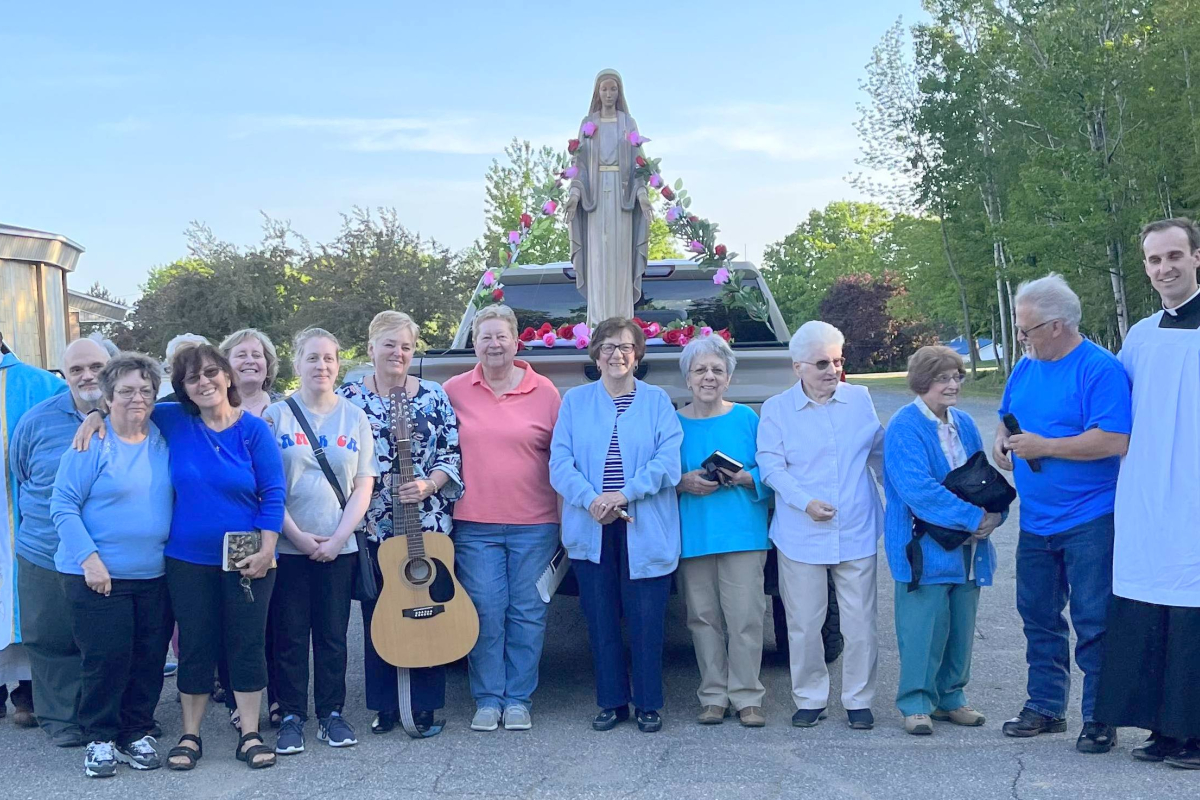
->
xmin=757 ymin=381 xmax=885 ymax=565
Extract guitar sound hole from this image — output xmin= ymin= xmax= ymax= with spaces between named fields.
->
xmin=404 ymin=558 xmax=433 ymax=586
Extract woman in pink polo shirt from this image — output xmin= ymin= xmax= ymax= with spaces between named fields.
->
xmin=443 ymin=304 xmax=562 ymax=733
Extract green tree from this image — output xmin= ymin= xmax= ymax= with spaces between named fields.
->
xmin=482 ymin=139 xmax=570 ymax=267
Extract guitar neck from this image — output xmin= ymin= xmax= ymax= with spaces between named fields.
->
xmin=389 ymin=392 xmax=427 ymax=558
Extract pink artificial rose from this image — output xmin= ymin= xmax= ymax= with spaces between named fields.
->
xmin=678 ymin=334 xmax=690 ymax=347
xmin=581 ymin=121 xmax=597 ymax=137
xmin=508 ymin=230 xmax=521 ymax=244
xmin=542 ymin=332 xmax=557 ymax=347
xmin=666 ymin=206 xmax=680 ymax=222
xmin=689 ymin=240 xmax=706 ymax=254
xmin=701 ymin=326 xmax=713 ymax=336
xmin=627 ymin=130 xmax=648 ymax=147
xmin=712 ymin=267 xmax=731 ymax=285
xmin=649 ymin=173 xmax=662 ymax=188
xmin=482 ymin=270 xmax=496 ymax=287
xmin=562 ymin=166 xmax=579 ymax=180
xmin=646 ymin=322 xmax=662 ymax=337
xmin=572 ymin=322 xmax=591 ymax=341
xmin=542 ymin=200 xmax=557 ymax=215
xmin=575 ymin=336 xmax=589 ymax=350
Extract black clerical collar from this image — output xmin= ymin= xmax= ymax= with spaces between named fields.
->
xmin=1160 ymin=286 xmax=1200 ymax=330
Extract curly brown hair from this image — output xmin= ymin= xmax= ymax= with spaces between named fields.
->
xmin=587 ymin=317 xmax=646 ymax=363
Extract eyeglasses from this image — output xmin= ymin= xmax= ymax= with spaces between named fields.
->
xmin=800 ymin=358 xmax=845 ymax=371
xmin=1017 ymin=319 xmax=1058 ymax=338
xmin=689 ymin=366 xmax=727 ymax=378
xmin=115 ymin=387 xmax=155 ymax=401
xmin=932 ymin=373 xmax=965 ymax=386
xmin=183 ymin=366 xmax=223 ymax=385
xmin=599 ymin=343 xmax=636 ymax=355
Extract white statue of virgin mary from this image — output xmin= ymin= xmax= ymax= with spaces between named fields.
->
xmin=565 ymin=69 xmax=652 ymax=327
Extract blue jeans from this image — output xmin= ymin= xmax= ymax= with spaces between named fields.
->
xmin=1016 ymin=513 xmax=1114 ymax=722
xmin=453 ymin=521 xmax=560 ymax=711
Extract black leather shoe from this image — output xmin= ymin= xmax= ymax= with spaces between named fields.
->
xmin=371 ymin=711 xmax=399 ymax=734
xmin=592 ymin=706 xmax=630 ymax=731
xmin=847 ymin=709 xmax=874 ymax=730
xmin=791 ymin=708 xmax=825 ymax=728
xmin=1076 ymin=722 xmax=1116 ymax=754
xmin=1002 ymin=708 xmax=1067 ymax=738
xmin=636 ymin=709 xmax=662 ymax=733
xmin=1164 ymin=740 xmax=1200 ymax=770
xmin=1133 ymin=733 xmax=1181 ymax=762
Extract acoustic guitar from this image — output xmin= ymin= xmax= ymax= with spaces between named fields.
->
xmin=370 ymin=385 xmax=478 ymax=669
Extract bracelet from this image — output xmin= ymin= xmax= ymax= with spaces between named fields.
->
xmin=86 ymin=408 xmax=102 ymax=417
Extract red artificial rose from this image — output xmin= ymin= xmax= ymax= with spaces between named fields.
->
xmin=520 ymin=213 xmax=533 ymax=229
xmin=538 ymin=322 xmax=553 ymax=335
xmin=556 ymin=324 xmax=575 ymax=340
xmin=718 ymin=329 xmax=732 ymax=342
xmin=683 ymin=325 xmax=696 ymax=338
xmin=636 ymin=155 xmax=646 ymax=167
xmin=632 ymin=317 xmax=646 ymax=327
xmin=519 ymin=327 xmax=536 ymax=342
xmin=688 ymin=215 xmax=698 ymax=223
xmin=715 ymin=244 xmax=727 ymax=257
xmin=662 ymin=329 xmax=683 ymax=346
xmin=492 ymin=289 xmax=504 ymax=302
xmin=661 ymin=186 xmax=675 ymax=201
xmin=516 ymin=339 xmax=526 ymax=352
xmin=567 ymin=138 xmax=581 ymax=154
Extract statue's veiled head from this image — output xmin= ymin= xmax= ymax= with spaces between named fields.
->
xmin=588 ymin=69 xmax=630 ymax=115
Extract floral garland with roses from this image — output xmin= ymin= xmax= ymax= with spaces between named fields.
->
xmin=473 ymin=123 xmax=775 ymax=336
xmin=513 ymin=317 xmax=731 ymax=351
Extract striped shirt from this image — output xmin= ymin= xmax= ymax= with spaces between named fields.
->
xmin=602 ymin=390 xmax=636 ymax=491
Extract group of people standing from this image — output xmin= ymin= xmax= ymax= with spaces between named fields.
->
xmin=1 ymin=215 xmax=1198 ymax=779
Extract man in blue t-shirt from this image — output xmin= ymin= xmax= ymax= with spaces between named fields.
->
xmin=992 ymin=274 xmax=1132 ymax=755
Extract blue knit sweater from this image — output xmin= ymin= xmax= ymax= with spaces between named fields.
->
xmin=882 ymin=402 xmax=998 ymax=586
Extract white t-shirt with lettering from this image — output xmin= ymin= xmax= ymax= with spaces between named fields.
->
xmin=263 ymin=395 xmax=379 ymax=556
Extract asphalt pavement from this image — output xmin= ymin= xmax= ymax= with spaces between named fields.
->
xmin=1 ymin=387 xmax=1192 ymax=799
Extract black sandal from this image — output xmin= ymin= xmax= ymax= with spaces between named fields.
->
xmin=269 ymin=702 xmax=282 ymax=728
xmin=167 ymin=734 xmax=203 ymax=771
xmin=236 ymin=732 xmax=276 ymax=769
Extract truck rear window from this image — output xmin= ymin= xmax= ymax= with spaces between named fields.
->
xmin=475 ymin=277 xmax=777 ymax=346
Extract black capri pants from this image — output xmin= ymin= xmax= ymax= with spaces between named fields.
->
xmin=166 ymin=557 xmax=276 ymax=696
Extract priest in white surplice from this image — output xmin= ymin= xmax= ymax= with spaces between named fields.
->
xmin=1096 ymin=218 xmax=1200 ymax=769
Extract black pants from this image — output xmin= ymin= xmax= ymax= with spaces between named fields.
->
xmin=218 ymin=610 xmax=278 ymax=712
xmin=61 ymin=574 xmax=172 ymax=745
xmin=166 ymin=558 xmax=276 ymax=695
xmin=272 ymin=553 xmax=355 ymax=720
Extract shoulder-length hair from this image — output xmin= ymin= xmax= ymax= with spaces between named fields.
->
xmin=219 ymin=328 xmax=279 ymax=391
xmin=171 ymin=343 xmax=242 ymax=415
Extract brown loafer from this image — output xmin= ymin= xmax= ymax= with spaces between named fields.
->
xmin=738 ymin=707 xmax=766 ymax=727
xmin=697 ymin=705 xmax=728 ymax=725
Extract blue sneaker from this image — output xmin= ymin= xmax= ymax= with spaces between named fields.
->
xmin=275 ymin=715 xmax=305 ymax=755
xmin=318 ymin=711 xmax=358 ymax=748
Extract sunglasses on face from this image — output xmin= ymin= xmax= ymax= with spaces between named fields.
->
xmin=801 ymin=358 xmax=845 ymax=371
xmin=183 ymin=366 xmax=223 ymax=385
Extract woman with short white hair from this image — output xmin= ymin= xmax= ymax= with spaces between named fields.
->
xmin=757 ymin=320 xmax=885 ymax=730
xmin=337 ymin=310 xmax=462 ymax=736
xmin=676 ymin=334 xmax=772 ymax=727
xmin=219 ymin=329 xmax=281 ymax=419
xmin=443 ymin=304 xmax=562 ymax=732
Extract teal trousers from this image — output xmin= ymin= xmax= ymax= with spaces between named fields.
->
xmin=894 ymin=578 xmax=980 ymax=716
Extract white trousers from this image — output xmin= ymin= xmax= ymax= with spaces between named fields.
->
xmin=777 ymin=552 xmax=878 ymax=711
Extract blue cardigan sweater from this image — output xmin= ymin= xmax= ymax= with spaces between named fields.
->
xmin=882 ymin=402 xmax=998 ymax=586
xmin=550 ymin=379 xmax=683 ymax=579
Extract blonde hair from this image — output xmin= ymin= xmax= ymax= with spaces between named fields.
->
xmin=471 ymin=304 xmax=518 ymax=340
xmin=219 ymin=328 xmax=279 ymax=391
xmin=368 ymin=311 xmax=420 ymax=347
xmin=292 ymin=327 xmax=341 ymax=367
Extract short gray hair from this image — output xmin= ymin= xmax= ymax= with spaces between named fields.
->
xmin=99 ymin=352 xmax=162 ymax=399
xmin=87 ymin=333 xmax=119 ymax=358
xmin=1015 ymin=273 xmax=1082 ymax=330
xmin=471 ymin=304 xmax=518 ymax=340
xmin=679 ymin=334 xmax=737 ymax=378
xmin=163 ymin=333 xmax=210 ymax=372
xmin=789 ymin=320 xmax=845 ymax=363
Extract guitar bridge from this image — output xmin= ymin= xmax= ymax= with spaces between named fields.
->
xmin=402 ymin=605 xmax=445 ymax=619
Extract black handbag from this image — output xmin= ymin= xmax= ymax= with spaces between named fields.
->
xmin=285 ymin=397 xmax=380 ymax=602
xmin=907 ymin=450 xmax=1016 ymax=591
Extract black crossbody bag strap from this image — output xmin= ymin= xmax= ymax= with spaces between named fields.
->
xmin=286 ymin=396 xmax=347 ymax=508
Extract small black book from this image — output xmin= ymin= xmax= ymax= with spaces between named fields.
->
xmin=701 ymin=450 xmax=744 ymax=482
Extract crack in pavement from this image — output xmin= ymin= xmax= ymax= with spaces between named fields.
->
xmin=1010 ymin=750 xmax=1027 ymax=800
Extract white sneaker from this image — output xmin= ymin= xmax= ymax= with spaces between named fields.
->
xmin=503 ymin=705 xmax=532 ymax=731
xmin=85 ymin=741 xmax=118 ymax=778
xmin=470 ymin=706 xmax=501 ymax=732
xmin=116 ymin=735 xmax=161 ymax=770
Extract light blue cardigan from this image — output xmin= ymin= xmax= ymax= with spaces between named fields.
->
xmin=550 ymin=379 xmax=683 ymax=579
xmin=883 ymin=402 xmax=998 ymax=586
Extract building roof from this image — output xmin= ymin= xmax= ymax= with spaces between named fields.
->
xmin=0 ymin=223 xmax=85 ymax=271
xmin=67 ymin=289 xmax=128 ymax=323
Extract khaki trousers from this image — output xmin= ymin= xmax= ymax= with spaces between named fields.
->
xmin=677 ymin=550 xmax=768 ymax=710
xmin=778 ymin=552 xmax=878 ymax=710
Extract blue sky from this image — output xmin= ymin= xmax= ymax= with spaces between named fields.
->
xmin=1 ymin=0 xmax=927 ymax=303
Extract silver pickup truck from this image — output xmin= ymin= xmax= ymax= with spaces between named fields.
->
xmin=407 ymin=259 xmax=795 ymax=406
